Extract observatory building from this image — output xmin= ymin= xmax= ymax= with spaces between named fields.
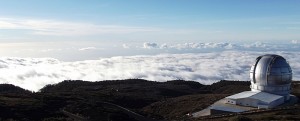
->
xmin=224 ymin=54 xmax=292 ymax=109
xmin=192 ymin=54 xmax=296 ymax=117
xmin=249 ymin=54 xmax=292 ymax=100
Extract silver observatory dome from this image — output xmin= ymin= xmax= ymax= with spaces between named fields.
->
xmin=250 ymin=54 xmax=292 ymax=100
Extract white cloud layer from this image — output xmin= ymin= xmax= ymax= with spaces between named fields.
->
xmin=140 ymin=42 xmax=300 ymax=51
xmin=1 ymin=51 xmax=300 ymax=92
xmin=143 ymin=42 xmax=159 ymax=49
xmin=122 ymin=44 xmax=130 ymax=49
xmin=291 ymin=40 xmax=300 ymax=44
xmin=78 ymin=47 xmax=98 ymax=51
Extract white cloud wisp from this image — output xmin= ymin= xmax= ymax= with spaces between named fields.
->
xmin=0 ymin=17 xmax=159 ymax=36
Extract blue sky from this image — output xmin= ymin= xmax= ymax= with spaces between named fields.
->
xmin=0 ymin=0 xmax=300 ymax=60
xmin=1 ymin=0 xmax=300 ymax=90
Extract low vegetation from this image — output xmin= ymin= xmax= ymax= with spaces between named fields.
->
xmin=0 ymin=79 xmax=298 ymax=121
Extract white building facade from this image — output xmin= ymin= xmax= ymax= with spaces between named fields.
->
xmin=224 ymin=91 xmax=285 ymax=109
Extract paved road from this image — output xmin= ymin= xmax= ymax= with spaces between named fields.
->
xmin=62 ymin=109 xmax=88 ymax=121
xmin=62 ymin=102 xmax=162 ymax=121
xmin=100 ymin=102 xmax=161 ymax=121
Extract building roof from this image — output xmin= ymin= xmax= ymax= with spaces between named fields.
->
xmin=226 ymin=91 xmax=283 ymax=103
xmin=226 ymin=91 xmax=257 ymax=99
xmin=209 ymin=99 xmax=255 ymax=113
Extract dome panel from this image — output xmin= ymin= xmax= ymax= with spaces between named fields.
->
xmin=253 ymin=56 xmax=272 ymax=85
xmin=282 ymin=75 xmax=291 ymax=81
xmin=280 ymin=68 xmax=289 ymax=73
xmin=272 ymin=58 xmax=289 ymax=67
xmin=270 ymin=68 xmax=281 ymax=75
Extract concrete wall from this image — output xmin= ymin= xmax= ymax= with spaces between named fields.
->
xmin=269 ymin=96 xmax=285 ymax=108
xmin=225 ymin=93 xmax=285 ymax=109
xmin=210 ymin=109 xmax=232 ymax=115
xmin=225 ymin=98 xmax=268 ymax=108
xmin=224 ymin=98 xmax=236 ymax=105
xmin=236 ymin=98 xmax=261 ymax=107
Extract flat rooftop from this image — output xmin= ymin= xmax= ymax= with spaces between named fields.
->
xmin=226 ymin=91 xmax=283 ymax=103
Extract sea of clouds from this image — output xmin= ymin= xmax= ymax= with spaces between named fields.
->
xmin=140 ymin=41 xmax=300 ymax=51
xmin=1 ymin=50 xmax=300 ymax=92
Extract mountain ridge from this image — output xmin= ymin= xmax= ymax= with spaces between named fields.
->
xmin=0 ymin=79 xmax=298 ymax=121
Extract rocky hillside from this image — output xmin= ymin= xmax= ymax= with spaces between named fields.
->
xmin=0 ymin=79 xmax=298 ymax=121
